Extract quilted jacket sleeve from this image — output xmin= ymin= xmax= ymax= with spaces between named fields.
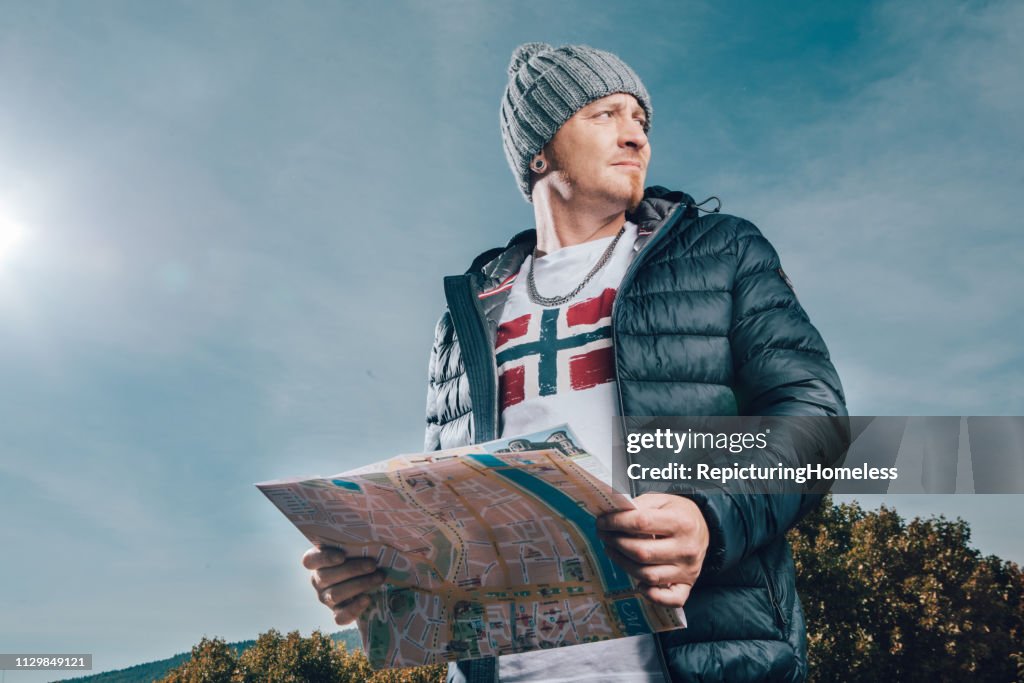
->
xmin=424 ymin=309 xmax=475 ymax=453
xmin=684 ymin=220 xmax=850 ymax=576
xmin=423 ymin=312 xmax=449 ymax=453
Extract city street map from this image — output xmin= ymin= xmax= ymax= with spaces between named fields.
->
xmin=256 ymin=426 xmax=685 ymax=669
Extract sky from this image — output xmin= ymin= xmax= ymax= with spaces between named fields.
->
xmin=0 ymin=0 xmax=1022 ymax=678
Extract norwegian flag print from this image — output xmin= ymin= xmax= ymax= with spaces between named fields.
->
xmin=496 ymin=288 xmax=617 ymax=411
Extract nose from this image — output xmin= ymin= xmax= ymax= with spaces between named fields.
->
xmin=620 ymin=120 xmax=648 ymax=151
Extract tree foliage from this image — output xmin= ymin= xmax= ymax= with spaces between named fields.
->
xmin=160 ymin=637 xmax=236 ymax=683
xmin=233 ymin=630 xmax=354 ymax=682
xmin=790 ymin=496 xmax=1024 ymax=682
xmin=158 ymin=630 xmax=445 ymax=683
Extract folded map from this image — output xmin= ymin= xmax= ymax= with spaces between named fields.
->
xmin=256 ymin=425 xmax=686 ymax=669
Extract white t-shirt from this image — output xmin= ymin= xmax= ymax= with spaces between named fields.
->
xmin=493 ymin=222 xmax=667 ymax=682
xmin=497 ymin=223 xmax=633 ymax=477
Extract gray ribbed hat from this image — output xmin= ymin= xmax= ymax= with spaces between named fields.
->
xmin=500 ymin=42 xmax=652 ymax=202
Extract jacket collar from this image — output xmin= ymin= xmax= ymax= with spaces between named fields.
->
xmin=471 ymin=186 xmax=697 ymax=295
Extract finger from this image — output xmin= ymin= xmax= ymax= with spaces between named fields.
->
xmin=641 ymin=582 xmax=691 ymax=607
xmin=604 ymin=545 xmax=685 ymax=587
xmin=597 ymin=508 xmax=682 ymax=536
xmin=310 ymin=558 xmax=379 ymax=592
xmin=302 ymin=545 xmax=346 ymax=570
xmin=602 ymin=532 xmax=697 ymax=567
xmin=318 ymin=570 xmax=387 ymax=608
xmin=333 ymin=594 xmax=373 ymax=625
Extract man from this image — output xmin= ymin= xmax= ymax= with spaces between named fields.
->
xmin=304 ymin=43 xmax=848 ymax=682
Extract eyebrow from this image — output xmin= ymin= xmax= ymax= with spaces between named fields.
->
xmin=587 ymin=99 xmax=647 ymax=121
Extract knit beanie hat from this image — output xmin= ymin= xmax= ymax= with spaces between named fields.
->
xmin=500 ymin=42 xmax=653 ymax=202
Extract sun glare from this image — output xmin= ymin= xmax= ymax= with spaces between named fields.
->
xmin=0 ymin=216 xmax=27 ymax=264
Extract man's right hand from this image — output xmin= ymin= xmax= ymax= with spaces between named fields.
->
xmin=302 ymin=546 xmax=386 ymax=625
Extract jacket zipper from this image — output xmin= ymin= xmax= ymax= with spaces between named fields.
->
xmin=611 ymin=202 xmax=688 ymax=497
xmin=608 ymin=200 xmax=688 ymax=683
xmin=443 ymin=274 xmax=500 ymax=443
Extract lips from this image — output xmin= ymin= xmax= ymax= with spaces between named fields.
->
xmin=611 ymin=160 xmax=644 ymax=169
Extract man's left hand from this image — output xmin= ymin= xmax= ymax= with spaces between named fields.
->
xmin=596 ymin=493 xmax=709 ymax=607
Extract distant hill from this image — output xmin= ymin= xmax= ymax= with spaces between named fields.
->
xmin=56 ymin=631 xmax=363 ymax=683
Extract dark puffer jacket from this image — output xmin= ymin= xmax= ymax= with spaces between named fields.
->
xmin=426 ymin=187 xmax=849 ymax=683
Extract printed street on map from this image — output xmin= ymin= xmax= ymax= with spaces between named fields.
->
xmin=256 ymin=425 xmax=686 ymax=669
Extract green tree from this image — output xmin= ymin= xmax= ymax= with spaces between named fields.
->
xmin=363 ymin=663 xmax=447 ymax=682
xmin=233 ymin=630 xmax=351 ymax=683
xmin=159 ymin=629 xmax=446 ymax=683
xmin=790 ymin=496 xmax=1024 ymax=682
xmin=160 ymin=636 xmax=237 ymax=683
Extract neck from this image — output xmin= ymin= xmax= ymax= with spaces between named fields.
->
xmin=532 ymin=189 xmax=627 ymax=257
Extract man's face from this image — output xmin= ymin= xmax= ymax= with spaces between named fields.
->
xmin=541 ymin=93 xmax=651 ymax=211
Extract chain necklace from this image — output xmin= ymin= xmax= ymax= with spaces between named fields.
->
xmin=526 ymin=226 xmax=627 ymax=307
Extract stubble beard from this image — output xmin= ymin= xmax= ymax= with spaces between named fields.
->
xmin=626 ymin=177 xmax=645 ymax=212
xmin=604 ymin=172 xmax=645 ymax=212
xmin=545 ymin=144 xmax=645 ymax=212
